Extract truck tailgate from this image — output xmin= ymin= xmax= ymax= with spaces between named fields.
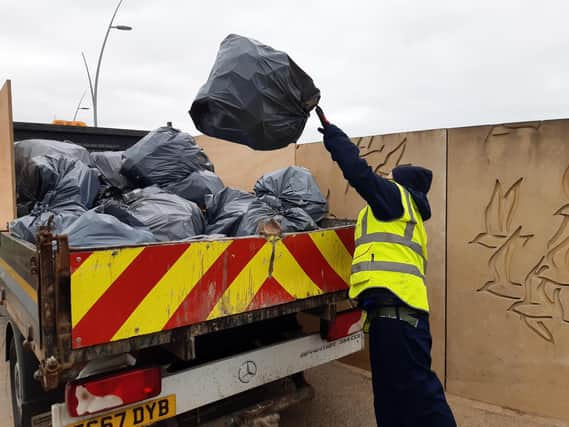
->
xmin=70 ymin=226 xmax=355 ymax=349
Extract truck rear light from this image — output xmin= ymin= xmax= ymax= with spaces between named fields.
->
xmin=66 ymin=367 xmax=161 ymax=417
xmin=322 ymin=309 xmax=364 ymax=341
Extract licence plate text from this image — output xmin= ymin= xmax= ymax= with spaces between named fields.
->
xmin=66 ymin=395 xmax=176 ymax=427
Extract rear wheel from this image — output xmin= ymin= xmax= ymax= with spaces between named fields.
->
xmin=9 ymin=332 xmax=63 ymax=427
xmin=9 ymin=337 xmax=27 ymax=427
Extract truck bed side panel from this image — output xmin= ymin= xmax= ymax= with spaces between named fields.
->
xmin=70 ymin=227 xmax=355 ymax=349
xmin=0 ymin=233 xmax=39 ymax=343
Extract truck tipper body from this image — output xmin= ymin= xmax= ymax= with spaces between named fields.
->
xmin=0 ymin=81 xmax=363 ymax=427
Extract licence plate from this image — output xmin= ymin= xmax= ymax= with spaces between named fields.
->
xmin=66 ymin=395 xmax=176 ymax=427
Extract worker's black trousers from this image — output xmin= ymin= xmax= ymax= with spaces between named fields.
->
xmin=368 ymin=312 xmax=456 ymax=427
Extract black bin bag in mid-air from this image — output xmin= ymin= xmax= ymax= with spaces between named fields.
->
xmin=190 ymin=34 xmax=321 ymax=151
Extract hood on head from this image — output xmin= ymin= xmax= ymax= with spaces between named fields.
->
xmin=392 ymin=165 xmax=432 ymax=194
xmin=392 ymin=165 xmax=433 ymax=221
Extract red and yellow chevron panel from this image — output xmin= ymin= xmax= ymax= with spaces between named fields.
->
xmin=69 ymin=226 xmax=355 ymax=349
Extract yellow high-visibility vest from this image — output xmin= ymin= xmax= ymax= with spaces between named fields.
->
xmin=350 ymin=182 xmax=429 ymax=312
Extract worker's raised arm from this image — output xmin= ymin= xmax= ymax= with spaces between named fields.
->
xmin=318 ymin=124 xmax=403 ymax=221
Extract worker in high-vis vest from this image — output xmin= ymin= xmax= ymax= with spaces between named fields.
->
xmin=318 ymin=123 xmax=456 ymax=427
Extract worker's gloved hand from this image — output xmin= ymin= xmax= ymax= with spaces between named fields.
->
xmin=318 ymin=124 xmax=350 ymax=150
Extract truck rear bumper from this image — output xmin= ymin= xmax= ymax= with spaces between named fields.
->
xmin=51 ymin=331 xmax=364 ymax=427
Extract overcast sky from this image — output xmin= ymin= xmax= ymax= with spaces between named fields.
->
xmin=2 ymin=1 xmax=569 ymax=142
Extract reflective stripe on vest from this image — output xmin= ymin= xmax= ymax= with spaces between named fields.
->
xmin=351 ymin=260 xmax=424 ymax=278
xmin=355 ymin=231 xmax=424 ymax=260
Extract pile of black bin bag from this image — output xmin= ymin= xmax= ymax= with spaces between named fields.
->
xmin=10 ymin=126 xmax=328 ymax=248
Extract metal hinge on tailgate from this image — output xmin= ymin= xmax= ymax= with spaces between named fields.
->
xmin=35 ymin=226 xmax=73 ymax=390
xmin=30 ymin=255 xmax=38 ymax=276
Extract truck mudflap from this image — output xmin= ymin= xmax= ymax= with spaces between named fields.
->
xmin=69 ymin=227 xmax=355 ymax=349
xmin=51 ymin=331 xmax=364 ymax=427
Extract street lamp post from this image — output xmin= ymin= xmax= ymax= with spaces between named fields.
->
xmin=82 ymin=0 xmax=132 ymax=127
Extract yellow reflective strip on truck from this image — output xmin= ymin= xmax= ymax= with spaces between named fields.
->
xmin=71 ymin=247 xmax=144 ymax=326
xmin=207 ymin=243 xmax=273 ymax=319
xmin=272 ymin=241 xmax=323 ymax=298
xmin=309 ymin=231 xmax=353 ymax=284
xmin=112 ymin=241 xmax=231 ymax=341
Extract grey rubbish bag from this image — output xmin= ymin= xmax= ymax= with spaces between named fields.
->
xmin=164 ymin=170 xmax=225 ymax=208
xmin=124 ymin=186 xmax=205 ymax=241
xmin=204 ymin=188 xmax=256 ymax=236
xmin=63 ymin=210 xmax=156 ymax=248
xmin=190 ymin=34 xmax=321 ymax=150
xmin=254 ymin=166 xmax=328 ymax=222
xmin=95 ymin=199 xmax=147 ymax=228
xmin=11 ymin=154 xmax=101 ymax=243
xmin=17 ymin=201 xmax=35 ymax=217
xmin=10 ymin=209 xmax=83 ymax=244
xmin=18 ymin=154 xmax=100 ymax=209
xmin=15 ymin=139 xmax=93 ymax=174
xmin=121 ymin=126 xmax=214 ymax=187
xmin=235 ymin=199 xmax=317 ymax=237
xmin=91 ymin=151 xmax=131 ymax=190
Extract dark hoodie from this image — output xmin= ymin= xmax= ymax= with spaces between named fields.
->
xmin=319 ymin=124 xmax=433 ymax=309
xmin=319 ymin=124 xmax=432 ymax=222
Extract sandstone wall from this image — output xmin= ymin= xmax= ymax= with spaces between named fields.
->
xmin=446 ymin=121 xmax=569 ymax=420
xmin=196 ymin=135 xmax=295 ymax=191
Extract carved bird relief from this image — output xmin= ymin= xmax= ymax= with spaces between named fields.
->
xmin=470 ymin=178 xmax=529 ymax=249
xmin=344 ymin=137 xmax=408 ymax=194
xmin=537 ymin=204 xmax=569 ymax=287
xmin=508 ymin=204 xmax=569 ymax=337
xmin=510 ymin=288 xmax=563 ymax=343
xmin=478 ymin=226 xmax=532 ymax=299
xmin=563 ymin=166 xmax=569 ymax=199
xmin=472 ymin=169 xmax=569 ymax=343
xmin=368 ymin=138 xmax=407 ymax=177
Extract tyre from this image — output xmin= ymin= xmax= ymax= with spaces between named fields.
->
xmin=9 ymin=337 xmax=29 ymax=427
xmin=9 ymin=331 xmax=63 ymax=427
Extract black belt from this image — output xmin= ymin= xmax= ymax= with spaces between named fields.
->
xmin=366 ymin=305 xmax=421 ymax=328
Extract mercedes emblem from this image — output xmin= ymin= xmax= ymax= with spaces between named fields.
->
xmin=238 ymin=360 xmax=258 ymax=384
